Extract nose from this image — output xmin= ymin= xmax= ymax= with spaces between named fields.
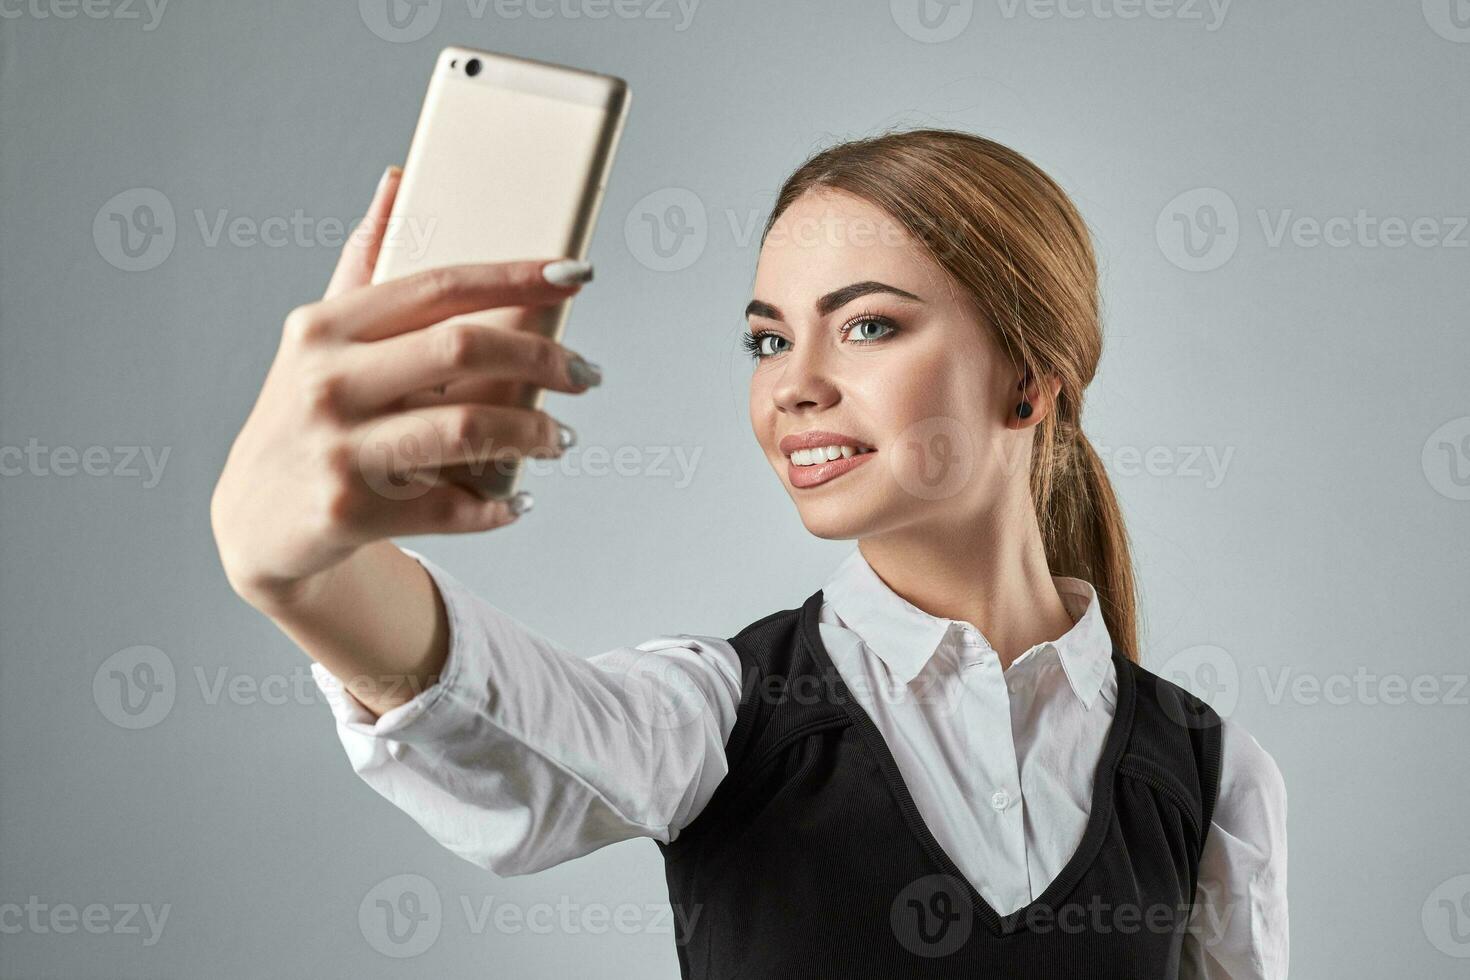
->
xmin=769 ymin=339 xmax=841 ymax=415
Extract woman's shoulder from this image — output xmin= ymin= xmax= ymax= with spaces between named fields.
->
xmin=1213 ymin=715 xmax=1289 ymax=831
xmin=1191 ymin=716 xmax=1290 ymax=979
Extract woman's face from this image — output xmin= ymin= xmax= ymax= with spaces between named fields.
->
xmin=746 ymin=187 xmax=1042 ymax=541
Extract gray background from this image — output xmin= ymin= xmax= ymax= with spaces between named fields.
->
xmin=2 ymin=0 xmax=1467 ymax=976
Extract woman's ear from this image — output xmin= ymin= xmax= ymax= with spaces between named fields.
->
xmin=1010 ymin=370 xmax=1063 ymax=431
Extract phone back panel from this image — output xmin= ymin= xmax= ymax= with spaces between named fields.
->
xmin=374 ymin=47 xmax=629 ymax=499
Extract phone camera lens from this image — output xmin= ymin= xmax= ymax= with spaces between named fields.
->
xmin=465 ymin=58 xmax=482 ymax=77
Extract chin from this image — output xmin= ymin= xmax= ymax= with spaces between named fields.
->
xmin=787 ymin=492 xmax=888 ymax=541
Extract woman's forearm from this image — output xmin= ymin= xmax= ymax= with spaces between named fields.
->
xmin=249 ymin=540 xmax=448 ymax=719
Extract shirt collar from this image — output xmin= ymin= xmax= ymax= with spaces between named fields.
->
xmin=820 ymin=545 xmax=1114 ymax=709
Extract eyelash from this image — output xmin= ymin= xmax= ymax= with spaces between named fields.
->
xmin=739 ymin=310 xmax=899 ymax=361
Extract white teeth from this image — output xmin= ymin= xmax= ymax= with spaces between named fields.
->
xmin=789 ymin=445 xmax=872 ymax=466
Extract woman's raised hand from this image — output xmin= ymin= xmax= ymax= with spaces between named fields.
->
xmin=211 ymin=166 xmax=599 ymax=608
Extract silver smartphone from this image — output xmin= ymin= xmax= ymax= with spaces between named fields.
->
xmin=372 ymin=46 xmax=630 ymax=499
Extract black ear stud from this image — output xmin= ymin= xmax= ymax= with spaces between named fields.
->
xmin=1016 ymin=400 xmax=1033 ymax=419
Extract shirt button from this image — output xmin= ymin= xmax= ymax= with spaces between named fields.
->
xmin=990 ymin=789 xmax=1011 ymax=811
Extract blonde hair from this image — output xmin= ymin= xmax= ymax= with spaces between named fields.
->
xmin=764 ymin=128 xmax=1140 ymax=660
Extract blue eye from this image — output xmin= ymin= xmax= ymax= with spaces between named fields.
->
xmin=739 ymin=330 xmax=788 ymax=359
xmin=740 ymin=312 xmax=899 ymax=361
xmin=844 ymin=315 xmax=897 ymax=344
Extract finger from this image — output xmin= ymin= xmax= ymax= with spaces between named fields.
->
xmin=404 ymin=303 xmax=567 ymax=411
xmin=426 ymin=302 xmax=567 ymax=405
xmin=354 ymin=404 xmax=569 ymax=485
xmin=313 ymin=259 xmax=591 ymax=342
xmin=325 ymin=166 xmax=402 ymax=300
xmin=427 ymin=345 xmax=550 ymax=412
xmin=409 ymin=364 xmax=537 ymax=414
xmin=338 ymin=314 xmax=598 ymax=411
xmin=396 ymin=372 xmax=539 ymax=414
xmin=356 ymin=482 xmax=525 ymax=539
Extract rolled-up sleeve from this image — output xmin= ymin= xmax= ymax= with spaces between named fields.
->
xmin=309 ymin=548 xmax=743 ymax=876
xmin=1181 ymin=719 xmax=1289 ymax=979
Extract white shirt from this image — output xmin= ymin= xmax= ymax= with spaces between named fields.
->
xmin=311 ymin=546 xmax=1288 ymax=978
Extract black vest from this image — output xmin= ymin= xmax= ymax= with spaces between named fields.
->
xmin=657 ymin=589 xmax=1223 ymax=979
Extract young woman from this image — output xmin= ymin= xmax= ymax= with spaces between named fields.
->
xmin=212 ymin=129 xmax=1287 ymax=978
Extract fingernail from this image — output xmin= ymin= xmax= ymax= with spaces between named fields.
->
xmin=542 ymin=259 xmax=594 ymax=286
xmin=508 ymin=491 xmax=535 ymax=516
xmin=556 ymin=423 xmax=576 ymax=450
xmin=378 ymin=165 xmax=399 ymax=192
xmin=566 ymin=352 xmax=602 ymax=388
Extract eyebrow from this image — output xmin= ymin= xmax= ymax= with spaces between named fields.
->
xmin=744 ymin=280 xmax=924 ymax=322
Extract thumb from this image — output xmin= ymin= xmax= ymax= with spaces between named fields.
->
xmin=325 ymin=165 xmax=402 ymax=300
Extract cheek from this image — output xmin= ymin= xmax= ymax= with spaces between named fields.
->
xmin=855 ymin=345 xmax=990 ymax=435
xmin=748 ymin=374 xmax=777 ymax=449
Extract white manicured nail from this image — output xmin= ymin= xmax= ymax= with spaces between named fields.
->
xmin=542 ymin=259 xmax=594 ymax=286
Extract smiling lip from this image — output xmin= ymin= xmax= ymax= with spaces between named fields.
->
xmin=778 ymin=430 xmax=875 ymax=454
xmin=787 ymin=450 xmax=876 ymax=489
